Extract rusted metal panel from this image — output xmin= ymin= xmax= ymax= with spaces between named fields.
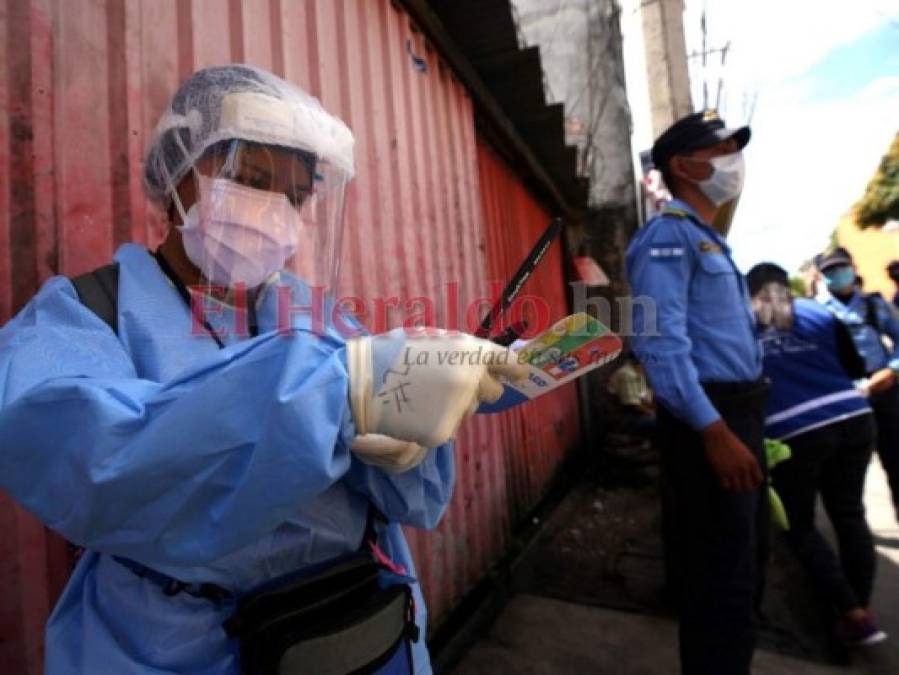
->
xmin=403 ymin=0 xmax=590 ymax=211
xmin=0 ymin=1 xmax=581 ymax=670
xmin=476 ymin=138 xmax=581 ymax=522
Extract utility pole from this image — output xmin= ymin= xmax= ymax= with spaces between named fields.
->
xmin=640 ymin=0 xmax=693 ymax=137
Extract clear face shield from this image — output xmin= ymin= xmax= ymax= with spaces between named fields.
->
xmin=752 ymin=282 xmax=793 ymax=331
xmin=171 ymin=138 xmax=348 ymax=294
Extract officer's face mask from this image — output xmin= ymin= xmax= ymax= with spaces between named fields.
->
xmin=824 ymin=265 xmax=856 ymax=294
xmin=685 ymin=151 xmax=745 ymax=207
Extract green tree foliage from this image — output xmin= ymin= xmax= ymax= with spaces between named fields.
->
xmin=855 ymin=132 xmax=899 ymax=228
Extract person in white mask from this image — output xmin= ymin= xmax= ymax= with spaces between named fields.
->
xmin=0 ymin=64 xmax=524 ymax=674
xmin=626 ymin=110 xmax=765 ymax=675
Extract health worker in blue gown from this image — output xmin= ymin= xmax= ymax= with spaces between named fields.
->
xmin=0 ymin=64 xmax=523 ymax=675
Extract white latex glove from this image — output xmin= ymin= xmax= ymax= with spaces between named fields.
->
xmin=350 ymin=434 xmax=429 ymax=473
xmin=346 ymin=328 xmax=527 ymax=449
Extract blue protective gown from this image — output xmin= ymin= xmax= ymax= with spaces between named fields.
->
xmin=0 ymin=243 xmax=454 ymax=674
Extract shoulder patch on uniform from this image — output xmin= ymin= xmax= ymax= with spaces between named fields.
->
xmin=648 ymin=242 xmax=686 ymax=261
xmin=698 ymin=240 xmax=722 ymax=254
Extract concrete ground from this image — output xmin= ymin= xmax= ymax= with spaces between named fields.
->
xmin=451 ymin=453 xmax=899 ymax=674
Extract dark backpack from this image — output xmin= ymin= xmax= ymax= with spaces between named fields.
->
xmin=70 ymin=264 xmax=119 ymax=333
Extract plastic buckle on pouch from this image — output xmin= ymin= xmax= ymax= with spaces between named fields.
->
xmin=365 ymin=538 xmax=420 ymax=642
xmin=404 ymin=586 xmax=420 ymax=642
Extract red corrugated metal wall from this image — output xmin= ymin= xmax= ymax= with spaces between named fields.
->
xmin=477 ymin=139 xmax=581 ymax=522
xmin=0 ymin=1 xmax=580 ymax=671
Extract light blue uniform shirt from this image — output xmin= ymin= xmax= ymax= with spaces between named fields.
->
xmin=819 ymin=290 xmax=899 ymax=374
xmin=626 ymin=199 xmax=762 ymax=430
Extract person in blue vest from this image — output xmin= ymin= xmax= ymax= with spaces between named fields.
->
xmin=626 ymin=110 xmax=767 ymax=675
xmin=0 ymin=65 xmax=523 ymax=674
xmin=816 ymin=247 xmax=899 ymax=520
xmin=748 ymin=263 xmax=885 ymax=646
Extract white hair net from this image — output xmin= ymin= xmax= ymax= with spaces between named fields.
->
xmin=143 ymin=64 xmax=355 ymax=204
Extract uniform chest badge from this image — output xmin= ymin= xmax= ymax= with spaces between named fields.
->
xmin=698 ymin=241 xmax=722 ymax=254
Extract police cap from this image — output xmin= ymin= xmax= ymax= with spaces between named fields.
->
xmin=651 ymin=109 xmax=751 ymax=171
xmin=815 ymin=247 xmax=853 ymax=272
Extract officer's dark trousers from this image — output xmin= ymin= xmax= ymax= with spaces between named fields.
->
xmin=660 ymin=381 xmax=769 ymax=675
xmin=871 ymin=383 xmax=899 ymax=518
xmin=771 ymin=413 xmax=876 ymax=613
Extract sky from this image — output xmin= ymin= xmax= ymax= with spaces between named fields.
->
xmin=622 ymin=0 xmax=899 ymax=274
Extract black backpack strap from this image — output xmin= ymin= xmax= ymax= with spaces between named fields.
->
xmin=70 ymin=263 xmax=119 ymax=334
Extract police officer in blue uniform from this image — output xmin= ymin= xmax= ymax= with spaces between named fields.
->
xmin=627 ymin=110 xmax=767 ymax=675
xmin=817 ymin=247 xmax=899 ymax=519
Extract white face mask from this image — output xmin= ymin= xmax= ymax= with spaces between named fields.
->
xmin=692 ymin=152 xmax=745 ymax=206
xmin=176 ymin=175 xmax=301 ymax=288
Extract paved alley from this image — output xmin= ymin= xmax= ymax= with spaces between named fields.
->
xmin=451 ymin=453 xmax=899 ymax=674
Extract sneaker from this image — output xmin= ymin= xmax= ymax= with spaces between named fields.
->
xmin=835 ymin=615 xmax=888 ymax=646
